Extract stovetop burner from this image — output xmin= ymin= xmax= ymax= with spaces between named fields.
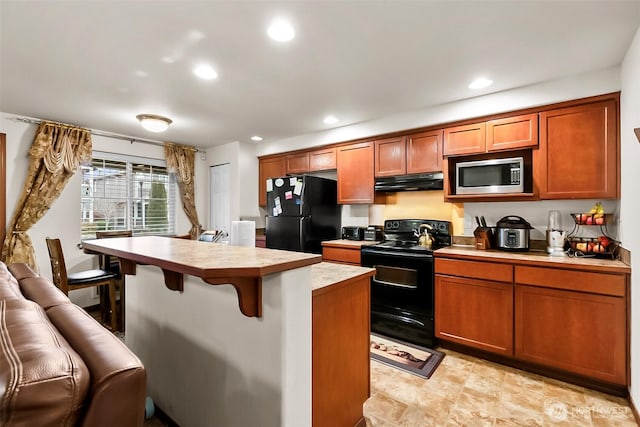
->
xmin=366 ymin=219 xmax=452 ymax=254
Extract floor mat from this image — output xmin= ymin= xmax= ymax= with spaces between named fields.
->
xmin=370 ymin=333 xmax=444 ymax=379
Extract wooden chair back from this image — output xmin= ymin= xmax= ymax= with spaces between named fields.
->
xmin=45 ymin=237 xmax=70 ymax=295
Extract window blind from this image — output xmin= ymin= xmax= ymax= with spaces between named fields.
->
xmin=81 ymin=152 xmax=176 ymax=239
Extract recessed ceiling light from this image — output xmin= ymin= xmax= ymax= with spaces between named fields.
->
xmin=193 ymin=65 xmax=218 ymax=80
xmin=323 ymin=115 xmax=339 ymax=125
xmin=469 ymin=77 xmax=493 ymax=90
xmin=267 ymin=19 xmax=295 ymax=42
xmin=251 ymin=136 xmax=263 ymax=142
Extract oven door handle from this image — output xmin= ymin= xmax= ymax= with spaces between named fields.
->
xmin=373 ymin=278 xmax=417 ymax=289
xmin=361 ymin=249 xmax=433 ymax=260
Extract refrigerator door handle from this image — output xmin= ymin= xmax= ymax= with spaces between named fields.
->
xmin=299 ymin=216 xmax=308 ymax=251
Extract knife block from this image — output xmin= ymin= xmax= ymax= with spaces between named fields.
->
xmin=474 ymin=227 xmax=493 ymax=250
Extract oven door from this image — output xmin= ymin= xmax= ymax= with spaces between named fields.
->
xmin=361 ymin=248 xmax=434 ymax=347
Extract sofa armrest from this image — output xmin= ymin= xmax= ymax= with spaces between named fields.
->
xmin=47 ymin=304 xmax=147 ymax=427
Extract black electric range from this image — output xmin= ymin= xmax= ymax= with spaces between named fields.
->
xmin=361 ymin=219 xmax=452 ymax=348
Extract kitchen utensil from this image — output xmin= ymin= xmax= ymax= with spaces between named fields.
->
xmin=473 ymin=215 xmax=493 ymax=250
xmin=495 ymin=215 xmax=533 ymax=251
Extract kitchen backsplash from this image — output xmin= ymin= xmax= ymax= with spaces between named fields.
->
xmin=341 ymin=190 xmax=464 ymax=233
xmin=463 ymin=199 xmax=620 ymax=240
xmin=340 ymin=194 xmax=620 ymax=242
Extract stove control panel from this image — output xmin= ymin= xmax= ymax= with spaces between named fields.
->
xmin=383 ymin=219 xmax=451 ymax=236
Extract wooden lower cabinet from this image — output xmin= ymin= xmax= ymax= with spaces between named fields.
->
xmin=313 ymin=275 xmax=370 ymax=427
xmin=435 ymin=275 xmax=513 ymax=356
xmin=514 ymin=285 xmax=626 ymax=385
xmin=435 ymin=254 xmax=629 ymax=388
xmin=322 ymin=246 xmax=361 ymax=265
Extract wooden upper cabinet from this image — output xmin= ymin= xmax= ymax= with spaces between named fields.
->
xmin=309 ymin=148 xmax=336 ymax=171
xmin=374 ymin=136 xmax=406 ymax=177
xmin=258 ymin=156 xmax=286 ymax=207
xmin=337 ymin=142 xmax=375 ymax=204
xmin=486 ymin=113 xmax=538 ymax=152
xmin=406 ymin=129 xmax=443 ymax=174
xmin=536 ymin=100 xmax=618 ymax=199
xmin=443 ymin=122 xmax=486 ymax=156
xmin=286 ymin=152 xmax=309 ymax=174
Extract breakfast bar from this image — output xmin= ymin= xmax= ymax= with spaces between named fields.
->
xmin=82 ymin=236 xmax=375 ymax=427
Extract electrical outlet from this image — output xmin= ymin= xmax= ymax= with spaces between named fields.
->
xmin=92 ymin=287 xmax=100 ymax=299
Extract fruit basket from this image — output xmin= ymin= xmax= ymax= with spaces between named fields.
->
xmin=566 ymin=236 xmax=619 ymax=258
xmin=570 ymin=212 xmax=611 ymax=225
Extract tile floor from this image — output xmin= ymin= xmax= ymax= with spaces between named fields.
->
xmin=364 ymin=348 xmax=637 ymax=426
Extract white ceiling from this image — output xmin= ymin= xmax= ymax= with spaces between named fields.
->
xmin=1 ymin=1 xmax=639 ymax=149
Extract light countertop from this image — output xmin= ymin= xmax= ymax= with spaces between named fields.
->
xmin=435 ymin=245 xmax=631 ymax=274
xmin=321 ymin=239 xmax=381 ymax=248
xmin=311 ymin=262 xmax=375 ymax=292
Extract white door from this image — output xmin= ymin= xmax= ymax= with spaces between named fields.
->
xmin=210 ymin=164 xmax=231 ymax=233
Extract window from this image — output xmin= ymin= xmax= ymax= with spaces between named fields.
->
xmin=81 ymin=152 xmax=176 ymax=239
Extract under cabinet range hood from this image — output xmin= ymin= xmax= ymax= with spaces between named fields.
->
xmin=374 ymin=172 xmax=444 ymax=192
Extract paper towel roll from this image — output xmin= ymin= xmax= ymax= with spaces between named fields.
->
xmin=230 ymin=221 xmax=255 ymax=247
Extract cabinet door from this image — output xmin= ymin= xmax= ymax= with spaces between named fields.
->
xmin=536 ymin=100 xmax=618 ymax=199
xmin=309 ymin=148 xmax=336 ymax=171
xmin=443 ymin=122 xmax=486 ymax=156
xmin=406 ymin=129 xmax=443 ymax=174
xmin=486 ymin=113 xmax=538 ymax=152
xmin=337 ymin=142 xmax=375 ymax=204
xmin=258 ymin=156 xmax=286 ymax=207
xmin=374 ymin=136 xmax=406 ymax=177
xmin=435 ymin=275 xmax=513 ymax=356
xmin=286 ymin=152 xmax=310 ymax=174
xmin=515 ymin=285 xmax=626 ymax=385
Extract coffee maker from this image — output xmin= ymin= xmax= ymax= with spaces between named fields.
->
xmin=546 ymin=210 xmax=567 ymax=256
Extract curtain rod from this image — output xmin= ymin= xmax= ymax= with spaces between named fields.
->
xmin=13 ymin=117 xmax=206 ymax=155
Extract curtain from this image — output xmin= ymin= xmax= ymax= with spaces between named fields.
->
xmin=164 ymin=143 xmax=202 ymax=239
xmin=2 ymin=122 xmax=92 ymax=269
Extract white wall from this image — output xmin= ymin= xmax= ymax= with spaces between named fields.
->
xmin=1 ymin=113 xmax=207 ymax=306
xmin=620 ymin=25 xmax=640 ymax=408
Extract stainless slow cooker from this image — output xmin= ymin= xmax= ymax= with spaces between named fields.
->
xmin=495 ymin=215 xmax=533 ymax=251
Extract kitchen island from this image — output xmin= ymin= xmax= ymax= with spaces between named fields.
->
xmin=82 ymin=237 xmax=375 ymax=427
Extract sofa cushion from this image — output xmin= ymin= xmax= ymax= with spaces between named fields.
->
xmin=0 ymin=298 xmax=90 ymax=427
xmin=7 ymin=262 xmax=39 ymax=281
xmin=0 ymin=262 xmax=23 ymax=300
xmin=18 ymin=277 xmax=70 ymax=310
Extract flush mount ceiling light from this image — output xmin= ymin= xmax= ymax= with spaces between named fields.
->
xmin=251 ymin=135 xmax=263 ymax=142
xmin=193 ymin=65 xmax=218 ymax=80
xmin=136 ymin=114 xmax=172 ymax=132
xmin=323 ymin=115 xmax=339 ymax=125
xmin=267 ymin=19 xmax=295 ymax=42
xmin=469 ymin=77 xmax=493 ymax=90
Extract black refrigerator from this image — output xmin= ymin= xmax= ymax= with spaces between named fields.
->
xmin=265 ymin=175 xmax=341 ymax=253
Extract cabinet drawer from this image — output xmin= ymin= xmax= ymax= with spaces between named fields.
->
xmin=435 ymin=258 xmax=513 ymax=283
xmin=322 ymin=247 xmax=361 ymax=265
xmin=514 ymin=266 xmax=625 ymax=297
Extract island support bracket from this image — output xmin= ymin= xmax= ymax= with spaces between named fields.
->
xmin=203 ymin=277 xmax=263 ymax=318
xmin=116 ymin=258 xmax=262 ymax=317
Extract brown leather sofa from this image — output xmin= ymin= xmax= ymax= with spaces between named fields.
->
xmin=0 ymin=262 xmax=146 ymax=427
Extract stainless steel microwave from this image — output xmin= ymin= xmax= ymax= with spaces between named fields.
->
xmin=455 ymin=157 xmax=524 ymax=195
